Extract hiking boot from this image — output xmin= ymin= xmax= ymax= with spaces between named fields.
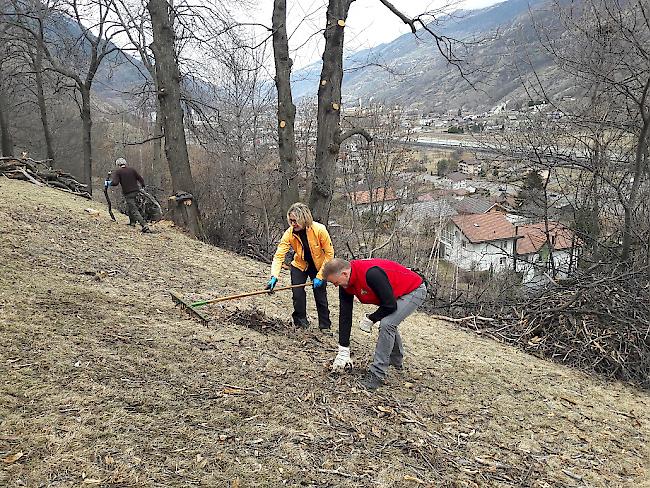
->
xmin=127 ymin=222 xmax=136 ymax=227
xmin=294 ymin=319 xmax=309 ymax=329
xmin=141 ymin=226 xmax=153 ymax=234
xmin=359 ymin=371 xmax=384 ymax=391
xmin=390 ymin=362 xmax=403 ymax=371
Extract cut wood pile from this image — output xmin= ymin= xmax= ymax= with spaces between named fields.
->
xmin=0 ymin=157 xmax=90 ymax=199
xmin=440 ymin=265 xmax=650 ymax=388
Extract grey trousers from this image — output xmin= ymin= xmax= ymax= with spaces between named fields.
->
xmin=370 ymin=284 xmax=426 ymax=379
xmin=124 ymin=191 xmax=147 ymax=228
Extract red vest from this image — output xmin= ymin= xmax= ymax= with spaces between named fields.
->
xmin=344 ymin=259 xmax=423 ymax=305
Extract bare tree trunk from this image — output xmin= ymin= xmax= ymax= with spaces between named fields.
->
xmin=32 ymin=45 xmax=55 ymax=163
xmin=0 ymin=52 xmax=13 ymax=158
xmin=236 ymin=107 xmax=247 ymax=242
xmin=80 ymin=86 xmax=93 ymax=194
xmin=111 ymin=0 xmax=168 ymax=190
xmin=621 ymin=115 xmax=650 ymax=261
xmin=152 ymin=107 xmax=166 ymax=188
xmin=0 ymin=85 xmax=13 ymax=157
xmin=147 ymin=0 xmax=204 ymax=239
xmin=309 ymin=0 xmax=353 ymax=223
xmin=272 ymin=0 xmax=299 ymax=212
xmin=8 ymin=0 xmax=118 ymax=193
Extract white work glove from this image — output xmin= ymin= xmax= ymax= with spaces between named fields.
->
xmin=359 ymin=315 xmax=377 ymax=333
xmin=331 ymin=345 xmax=353 ymax=372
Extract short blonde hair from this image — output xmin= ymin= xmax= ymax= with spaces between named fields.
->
xmin=322 ymin=258 xmax=351 ymax=278
xmin=287 ymin=202 xmax=313 ymax=228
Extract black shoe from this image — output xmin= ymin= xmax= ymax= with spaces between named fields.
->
xmin=318 ymin=325 xmax=331 ymax=333
xmin=294 ymin=320 xmax=309 ymax=329
xmin=127 ymin=223 xmax=136 ymax=227
xmin=391 ymin=363 xmax=403 ymax=371
xmin=359 ymin=371 xmax=384 ymax=391
xmin=142 ymin=226 xmax=153 ymax=234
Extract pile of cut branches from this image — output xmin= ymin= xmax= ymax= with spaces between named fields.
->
xmin=441 ymin=265 xmax=650 ymax=388
xmin=0 ymin=157 xmax=90 ymax=199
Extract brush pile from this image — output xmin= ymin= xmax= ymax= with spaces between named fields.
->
xmin=0 ymin=157 xmax=90 ymax=198
xmin=448 ymin=265 xmax=650 ymax=388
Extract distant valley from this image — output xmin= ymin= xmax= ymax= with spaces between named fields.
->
xmin=291 ymin=0 xmax=579 ymax=113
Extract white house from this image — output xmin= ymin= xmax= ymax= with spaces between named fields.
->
xmin=440 ymin=213 xmax=518 ymax=272
xmin=442 ymin=171 xmax=469 ymax=190
xmin=441 ymin=213 xmax=582 ymax=281
xmin=515 ymin=222 xmax=580 ymax=283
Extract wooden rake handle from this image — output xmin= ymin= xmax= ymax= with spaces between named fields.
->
xmin=191 ymin=282 xmax=310 ymax=308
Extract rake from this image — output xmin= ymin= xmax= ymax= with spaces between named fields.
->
xmin=170 ymin=282 xmax=311 ymax=325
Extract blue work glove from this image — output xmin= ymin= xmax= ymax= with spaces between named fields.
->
xmin=265 ymin=276 xmax=278 ymax=293
xmin=313 ymin=278 xmax=325 ymax=288
xmin=104 ymin=180 xmax=111 ymax=189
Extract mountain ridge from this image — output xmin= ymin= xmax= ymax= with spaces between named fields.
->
xmin=291 ymin=0 xmax=570 ymax=112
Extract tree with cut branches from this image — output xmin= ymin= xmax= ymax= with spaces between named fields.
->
xmin=266 ymin=0 xmax=462 ymax=222
xmin=147 ymin=0 xmax=205 ymax=238
xmin=272 ymin=0 xmax=299 ymax=212
xmin=111 ymin=0 xmax=168 ymax=189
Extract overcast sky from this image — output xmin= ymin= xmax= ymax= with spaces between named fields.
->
xmin=247 ymin=0 xmax=505 ymax=69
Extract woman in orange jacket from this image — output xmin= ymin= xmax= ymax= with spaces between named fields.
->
xmin=266 ymin=203 xmax=334 ymax=330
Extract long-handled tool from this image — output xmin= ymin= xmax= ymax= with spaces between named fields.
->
xmin=103 ymin=172 xmax=116 ymax=222
xmin=170 ymin=282 xmax=311 ymax=324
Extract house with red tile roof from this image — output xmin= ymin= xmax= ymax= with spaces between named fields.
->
xmin=515 ymin=222 xmax=580 ymax=281
xmin=348 ymin=187 xmax=399 ymax=214
xmin=440 ymin=213 xmax=519 ymax=271
xmin=441 ymin=213 xmax=581 ymax=281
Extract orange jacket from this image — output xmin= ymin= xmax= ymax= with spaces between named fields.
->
xmin=271 ymin=221 xmax=334 ymax=280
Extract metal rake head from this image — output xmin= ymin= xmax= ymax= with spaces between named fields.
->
xmin=170 ymin=291 xmax=210 ymax=325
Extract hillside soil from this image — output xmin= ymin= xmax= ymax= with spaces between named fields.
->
xmin=0 ymin=178 xmax=649 ymax=487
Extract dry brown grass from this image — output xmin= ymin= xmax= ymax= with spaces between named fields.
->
xmin=0 ymin=178 xmax=649 ymax=487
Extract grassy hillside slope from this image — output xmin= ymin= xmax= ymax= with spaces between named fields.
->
xmin=0 ymin=179 xmax=648 ymax=487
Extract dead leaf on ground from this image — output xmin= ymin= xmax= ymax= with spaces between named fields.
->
xmin=377 ymin=406 xmax=393 ymax=413
xmin=404 ymin=474 xmax=425 ymax=483
xmin=2 ymin=451 xmax=24 ymax=464
xmin=223 ymin=387 xmax=245 ymax=395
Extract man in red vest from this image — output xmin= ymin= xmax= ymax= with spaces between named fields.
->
xmin=322 ymin=257 xmax=427 ymax=391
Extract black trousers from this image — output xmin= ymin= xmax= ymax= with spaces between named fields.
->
xmin=290 ymin=265 xmax=331 ymax=329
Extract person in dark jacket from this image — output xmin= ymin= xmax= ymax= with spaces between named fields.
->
xmin=322 ymin=258 xmax=426 ymax=391
xmin=105 ymin=158 xmax=151 ymax=233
